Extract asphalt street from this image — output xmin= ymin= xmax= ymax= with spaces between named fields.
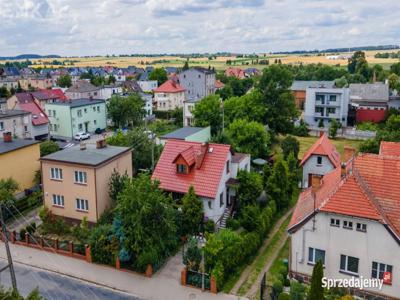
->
xmin=0 ymin=259 xmax=140 ymax=300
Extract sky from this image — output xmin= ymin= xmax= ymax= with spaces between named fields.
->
xmin=0 ymin=0 xmax=399 ymax=56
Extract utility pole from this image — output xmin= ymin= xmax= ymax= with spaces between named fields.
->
xmin=0 ymin=205 xmax=17 ymax=290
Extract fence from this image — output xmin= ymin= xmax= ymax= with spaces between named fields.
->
xmin=181 ymin=267 xmax=217 ymax=293
xmin=309 ymin=127 xmax=376 ymax=140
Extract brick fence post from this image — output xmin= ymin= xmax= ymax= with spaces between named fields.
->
xmin=25 ymin=232 xmax=29 ymax=244
xmin=181 ymin=267 xmax=187 ymax=286
xmin=54 ymin=239 xmax=59 ymax=251
xmin=40 ymin=236 xmax=44 ymax=248
xmin=11 ymin=231 xmax=15 ymax=243
xmin=116 ymin=257 xmax=120 ymax=270
xmin=210 ymin=276 xmax=217 ymax=294
xmin=145 ymin=264 xmax=153 ymax=278
xmin=69 ymin=241 xmax=73 ymax=255
xmin=85 ymin=245 xmax=92 ymax=263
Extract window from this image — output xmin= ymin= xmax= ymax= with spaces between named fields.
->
xmin=317 ymin=156 xmax=322 ymax=165
xmin=315 ymin=107 xmax=324 ymax=115
xmin=340 ymin=255 xmax=359 ymax=274
xmin=52 ymin=194 xmax=64 ymax=207
xmin=220 ymin=192 xmax=224 ymax=207
xmin=208 ymin=200 xmax=212 ymax=209
xmin=329 ymin=95 xmax=337 ymax=102
xmin=343 ymin=220 xmax=353 ymax=230
xmin=93 ymin=106 xmax=96 ymax=112
xmin=94 ymin=120 xmax=97 ymax=125
xmin=76 ymin=198 xmax=89 ymax=212
xmin=308 ymin=247 xmax=325 ymax=265
xmin=0 ymin=121 xmax=4 ymax=131
xmin=84 ymin=108 xmax=87 ymax=113
xmin=372 ymin=262 xmax=393 ymax=282
xmin=316 ymin=94 xmax=325 ymax=103
xmin=356 ymin=223 xmax=367 ymax=232
xmin=226 ymin=160 xmax=230 ymax=174
xmin=330 ymin=218 xmax=340 ymax=227
xmin=78 ymin=123 xmax=83 ymax=131
xmin=77 ymin=109 xmax=82 ymax=117
xmin=327 ymin=107 xmax=336 ymax=114
xmin=97 ymin=106 xmax=100 ymax=112
xmin=50 ymin=168 xmax=63 ymax=180
xmin=74 ymin=171 xmax=87 ymax=184
xmin=177 ymin=164 xmax=187 ymax=174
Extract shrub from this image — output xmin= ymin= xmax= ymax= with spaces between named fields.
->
xmin=19 ymin=228 xmax=26 ymax=239
xmin=273 ymin=280 xmax=284 ymax=295
xmin=204 ymin=219 xmax=215 ymax=234
xmin=290 ymin=281 xmax=305 ymax=300
xmin=136 ymin=248 xmax=158 ymax=271
xmin=39 ymin=207 xmax=70 ymax=235
xmin=278 ymin=293 xmax=290 ymax=300
xmin=25 ymin=222 xmax=36 ymax=235
xmin=98 ymin=208 xmax=115 ymax=225
xmin=89 ymin=224 xmax=118 ymax=265
xmin=281 ymin=136 xmax=300 ymax=159
xmin=226 ymin=217 xmax=240 ymax=230
xmin=183 ymin=237 xmax=202 ymax=271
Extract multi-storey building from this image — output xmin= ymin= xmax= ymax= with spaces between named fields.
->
xmin=178 ymin=67 xmax=216 ymax=101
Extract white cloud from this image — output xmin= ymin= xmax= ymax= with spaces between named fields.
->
xmin=0 ymin=0 xmax=399 ymax=56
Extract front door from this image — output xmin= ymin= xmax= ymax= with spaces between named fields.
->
xmin=84 ymin=122 xmax=89 ymax=132
xmin=226 ymin=187 xmax=230 ymax=206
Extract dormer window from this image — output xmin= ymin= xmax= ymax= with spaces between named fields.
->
xmin=177 ymin=164 xmax=187 ymax=174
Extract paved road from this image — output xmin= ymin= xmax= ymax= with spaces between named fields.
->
xmin=0 ymin=259 xmax=139 ymax=300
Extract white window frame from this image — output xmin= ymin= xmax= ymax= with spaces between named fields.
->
xmin=343 ymin=220 xmax=353 ymax=230
xmin=371 ymin=261 xmax=393 ymax=282
xmin=330 ymin=218 xmax=340 ymax=227
xmin=52 ymin=194 xmax=64 ymax=207
xmin=308 ymin=247 xmax=326 ymax=265
xmin=340 ymin=255 xmax=359 ymax=275
xmin=76 ymin=198 xmax=89 ymax=212
xmin=356 ymin=222 xmax=367 ymax=232
xmin=74 ymin=171 xmax=87 ymax=184
xmin=50 ymin=168 xmax=63 ymax=180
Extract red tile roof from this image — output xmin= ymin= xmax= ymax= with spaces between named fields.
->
xmin=289 ymin=144 xmax=400 ymax=241
xmin=32 ymin=89 xmax=68 ymax=101
xmin=152 ymin=140 xmax=231 ymax=199
xmin=300 ymin=133 xmax=341 ymax=168
xmin=225 ymin=67 xmax=245 ymax=79
xmin=18 ymin=101 xmax=48 ymax=126
xmin=215 ymin=79 xmax=225 ymax=89
xmin=379 ymin=141 xmax=400 ymax=156
xmin=154 ymin=79 xmax=185 ymax=93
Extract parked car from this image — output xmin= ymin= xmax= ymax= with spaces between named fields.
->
xmin=74 ymin=132 xmax=90 ymax=141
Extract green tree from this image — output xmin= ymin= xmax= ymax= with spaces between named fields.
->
xmin=281 ymin=136 xmax=300 ymax=159
xmin=307 ymin=261 xmax=324 ymax=300
xmin=318 ymin=119 xmax=324 ymax=128
xmin=0 ymin=178 xmax=19 ymax=207
xmin=293 ymin=120 xmax=309 ymax=137
xmin=181 ymin=186 xmax=203 ymax=236
xmin=183 ymin=237 xmax=202 ymax=270
xmin=108 ymin=170 xmax=129 ymax=204
xmin=182 ymin=60 xmax=189 ymax=71
xmin=149 ymin=68 xmax=168 ymax=85
xmin=223 ymin=90 xmax=264 ymax=125
xmin=329 ymin=119 xmax=340 ymax=139
xmin=348 ymin=51 xmax=367 ymax=74
xmin=0 ymin=87 xmax=10 ymax=98
xmin=108 ymin=75 xmax=116 ymax=84
xmin=388 ymin=73 xmax=400 ymax=91
xmin=226 ymin=119 xmax=270 ymax=158
xmin=334 ymin=76 xmax=348 ymax=88
xmin=286 ymin=152 xmax=300 ymax=198
xmin=267 ymin=158 xmax=290 ymax=212
xmin=192 ymin=95 xmax=222 ymax=135
xmin=117 ymin=174 xmax=178 ymax=270
xmin=106 ymin=94 xmax=145 ymax=128
xmin=390 ymin=62 xmax=400 ymax=76
xmin=39 ymin=141 xmax=59 ymax=157
xmin=237 ymin=170 xmax=264 ymax=209
xmin=258 ymin=65 xmax=298 ymax=134
xmin=56 ymin=74 xmax=72 ymax=88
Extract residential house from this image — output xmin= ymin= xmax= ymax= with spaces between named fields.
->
xmin=304 ymin=87 xmax=349 ymax=128
xmin=178 ymin=67 xmax=216 ymax=101
xmin=349 ymin=83 xmax=389 ymax=123
xmin=19 ymin=76 xmax=53 ymax=90
xmin=65 ymin=81 xmax=101 ymax=100
xmin=139 ymin=92 xmax=153 ymax=117
xmin=138 ymin=80 xmax=158 ymax=92
xmin=0 ymin=78 xmax=18 ymax=91
xmin=122 ymin=81 xmax=143 ymax=93
xmin=244 ymin=68 xmax=261 ymax=77
xmin=0 ymin=132 xmax=40 ymax=195
xmin=300 ymin=133 xmax=341 ymax=188
xmin=45 ymin=99 xmax=106 ymax=140
xmin=154 ymin=80 xmax=186 ymax=111
xmin=0 ymin=109 xmax=32 ymax=139
xmin=288 ymin=141 xmax=400 ymax=299
xmin=160 ymin=127 xmax=211 ymax=145
xmin=152 ymin=141 xmax=250 ymax=225
xmin=215 ymin=80 xmax=225 ymax=91
xmin=0 ymin=67 xmax=20 ymax=80
xmin=41 ymin=141 xmax=132 ymax=223
xmin=183 ymin=98 xmax=198 ymax=126
xmin=99 ymin=84 xmax=123 ymax=100
xmin=291 ymin=81 xmax=335 ymax=110
xmin=224 ymin=67 xmax=245 ymax=79
xmin=31 ymin=89 xmax=68 ymax=109
xmin=7 ymin=93 xmax=49 ymax=140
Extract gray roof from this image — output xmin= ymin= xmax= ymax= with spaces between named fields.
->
xmin=48 ymin=98 xmax=105 ymax=108
xmin=161 ymin=127 xmax=206 ymax=140
xmin=41 ymin=143 xmax=131 ymax=166
xmin=0 ymin=109 xmax=30 ymax=119
xmin=291 ymin=81 xmax=335 ymax=91
xmin=0 ymin=139 xmax=39 ymax=155
xmin=349 ymin=83 xmax=389 ymax=102
xmin=65 ymin=81 xmax=100 ymax=93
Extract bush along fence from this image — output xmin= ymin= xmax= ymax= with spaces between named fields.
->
xmin=181 ymin=267 xmax=217 ymax=294
xmin=0 ymin=231 xmax=155 ymax=278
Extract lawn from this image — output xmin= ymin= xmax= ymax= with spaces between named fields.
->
xmin=295 ymin=136 xmax=364 ymax=159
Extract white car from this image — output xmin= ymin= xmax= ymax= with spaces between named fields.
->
xmin=74 ymin=132 xmax=90 ymax=141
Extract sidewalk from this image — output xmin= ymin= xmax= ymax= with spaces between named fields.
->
xmin=0 ymin=243 xmax=248 ymax=300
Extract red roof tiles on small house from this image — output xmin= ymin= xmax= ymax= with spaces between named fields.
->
xmin=152 ymin=140 xmax=231 ymax=199
xmin=154 ymin=79 xmax=185 ymax=93
xmin=32 ymin=89 xmax=68 ymax=101
xmin=18 ymin=102 xmax=48 ymax=126
xmin=379 ymin=141 xmax=400 ymax=157
xmin=225 ymin=67 xmax=245 ymax=79
xmin=289 ymin=143 xmax=400 ymax=241
xmin=300 ymin=133 xmax=341 ymax=168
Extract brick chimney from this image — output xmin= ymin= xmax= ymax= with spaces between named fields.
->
xmin=343 ymin=146 xmax=356 ymax=163
xmin=195 ymin=142 xmax=208 ymax=169
xmin=96 ymin=139 xmax=107 ymax=149
xmin=311 ymin=174 xmax=322 ymax=193
xmin=3 ymin=132 xmax=12 ymax=143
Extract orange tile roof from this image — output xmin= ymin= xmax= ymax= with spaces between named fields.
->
xmin=152 ymin=140 xmax=231 ymax=199
xmin=379 ymin=141 xmax=400 ymax=156
xmin=289 ymin=142 xmax=400 ymax=241
xmin=154 ymin=79 xmax=185 ymax=93
xmin=300 ymin=133 xmax=341 ymax=168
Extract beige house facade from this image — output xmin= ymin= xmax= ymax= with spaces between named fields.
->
xmin=41 ymin=141 xmax=132 ymax=223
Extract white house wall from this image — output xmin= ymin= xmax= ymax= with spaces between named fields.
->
xmin=302 ymin=155 xmax=334 ymax=187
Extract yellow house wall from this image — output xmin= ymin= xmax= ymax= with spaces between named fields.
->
xmin=0 ymin=143 xmax=40 ymax=192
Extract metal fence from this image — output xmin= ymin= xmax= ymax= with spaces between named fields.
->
xmin=187 ymin=269 xmax=210 ymax=290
